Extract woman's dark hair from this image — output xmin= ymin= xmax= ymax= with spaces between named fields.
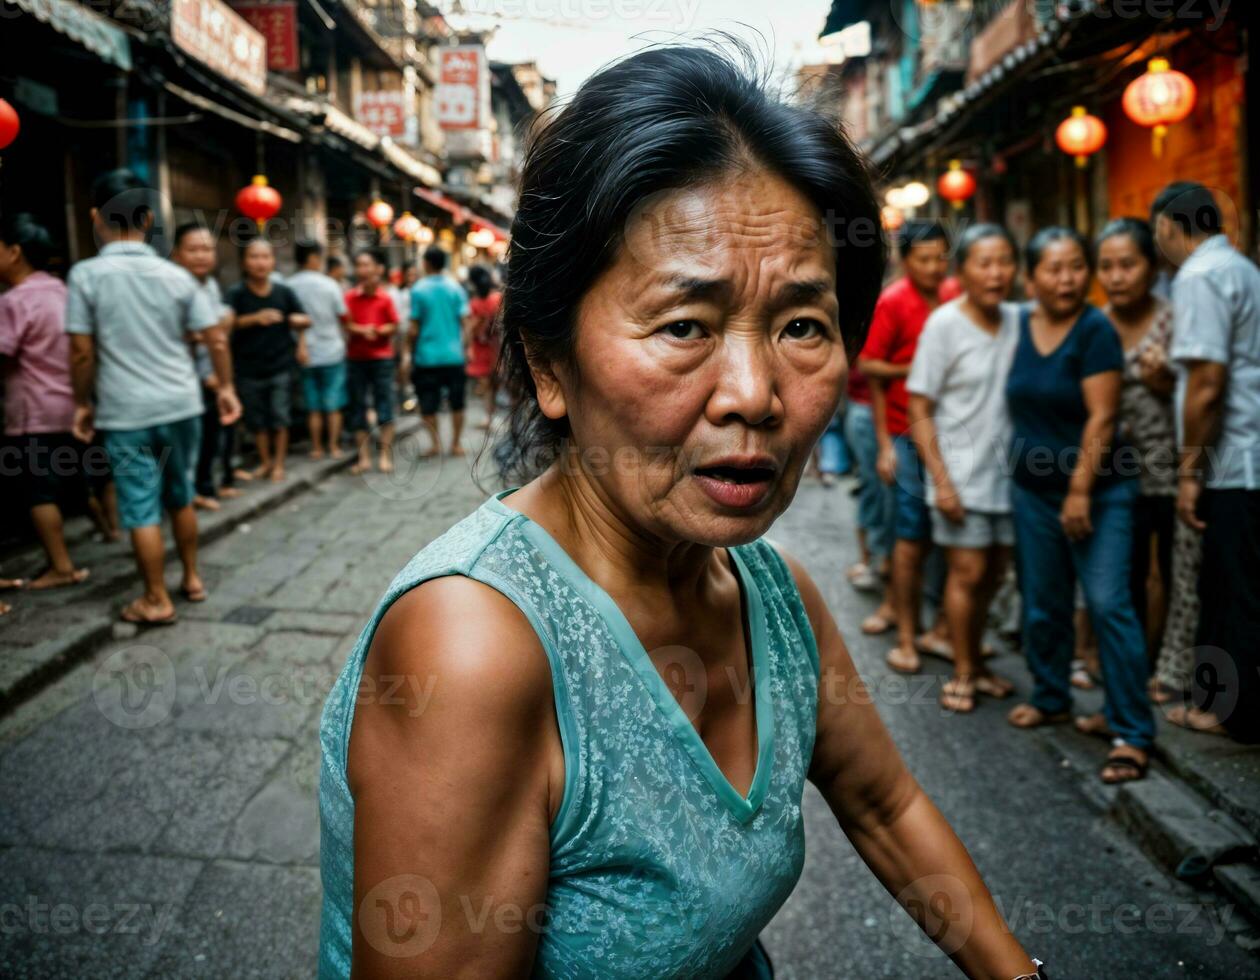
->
xmin=955 ymin=223 xmax=1017 ymax=267
xmin=467 ymin=264 xmax=495 ymax=299
xmin=0 ymin=213 xmax=57 ymax=271
xmin=1026 ymin=226 xmax=1092 ymax=274
xmin=1096 ymin=217 xmax=1157 ymax=268
xmin=495 ymin=40 xmax=885 ymax=482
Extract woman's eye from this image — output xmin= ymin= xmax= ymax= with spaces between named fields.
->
xmin=783 ymin=318 xmax=825 ymax=340
xmin=661 ymin=320 xmax=704 ymax=340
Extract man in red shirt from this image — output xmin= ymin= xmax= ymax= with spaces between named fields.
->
xmin=344 ymin=249 xmax=400 ymax=475
xmin=858 ymin=222 xmax=959 ymax=674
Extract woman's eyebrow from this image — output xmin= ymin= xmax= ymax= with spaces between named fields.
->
xmin=774 ymin=279 xmax=835 ymax=307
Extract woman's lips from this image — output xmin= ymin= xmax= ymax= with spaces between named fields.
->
xmin=691 ymin=465 xmax=776 ymax=509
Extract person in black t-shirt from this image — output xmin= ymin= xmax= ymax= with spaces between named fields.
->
xmin=226 ymin=239 xmax=310 ymax=482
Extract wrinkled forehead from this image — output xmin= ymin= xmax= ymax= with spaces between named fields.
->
xmin=619 ymin=175 xmax=835 ymax=287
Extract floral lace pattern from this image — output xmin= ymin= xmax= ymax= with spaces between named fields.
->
xmin=318 ymin=495 xmax=820 ymax=979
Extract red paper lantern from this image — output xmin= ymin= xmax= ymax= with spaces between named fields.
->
xmin=392 ymin=211 xmax=421 ymax=241
xmin=235 ymin=175 xmax=282 ymax=230
xmin=1123 ymin=57 xmax=1196 ymax=157
xmin=366 ymin=199 xmax=395 ymax=230
xmin=937 ymin=160 xmax=976 ymax=210
xmin=1055 ymin=106 xmax=1107 ymax=168
xmin=0 ymin=99 xmax=19 ymax=151
xmin=880 ymin=206 xmax=904 ymax=232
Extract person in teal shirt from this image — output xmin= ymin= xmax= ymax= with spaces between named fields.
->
xmin=319 ymin=46 xmax=1045 ymax=980
xmin=407 ymin=246 xmax=471 ymax=456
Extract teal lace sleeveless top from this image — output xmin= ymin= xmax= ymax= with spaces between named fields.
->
xmin=318 ymin=490 xmax=820 ymax=978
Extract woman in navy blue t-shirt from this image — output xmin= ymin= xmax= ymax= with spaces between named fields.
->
xmin=1004 ymin=227 xmax=1154 ymax=784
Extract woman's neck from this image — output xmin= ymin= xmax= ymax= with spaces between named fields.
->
xmin=5 ymin=264 xmax=33 ymax=288
xmin=1035 ymin=303 xmax=1082 ymax=330
xmin=246 ymin=277 xmax=271 ymax=295
xmin=516 ymin=461 xmax=718 ymax=600
xmin=961 ymin=295 xmax=1001 ymax=331
xmin=1106 ymin=294 xmax=1155 ymax=327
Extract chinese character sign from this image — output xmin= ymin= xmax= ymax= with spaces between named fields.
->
xmin=355 ymin=90 xmax=407 ymax=139
xmin=437 ymin=46 xmax=486 ymax=131
xmin=232 ymin=2 xmax=298 ymax=73
xmin=171 ymin=0 xmax=267 ymax=96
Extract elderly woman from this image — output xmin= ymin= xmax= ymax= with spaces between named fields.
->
xmin=318 ymin=46 xmax=1043 ymax=980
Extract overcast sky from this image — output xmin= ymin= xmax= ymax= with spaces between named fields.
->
xmin=455 ymin=0 xmax=836 ymax=97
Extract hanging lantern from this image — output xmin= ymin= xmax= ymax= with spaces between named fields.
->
xmin=467 ymin=227 xmax=496 ymax=249
xmin=392 ymin=211 xmax=421 ymax=241
xmin=0 ymin=99 xmax=20 ymax=151
xmin=1123 ymin=58 xmax=1196 ymax=158
xmin=366 ymin=199 xmax=395 ymax=231
xmin=1055 ymin=106 xmax=1107 ymax=168
xmin=235 ymin=175 xmax=282 ymax=231
xmin=880 ymin=205 xmax=905 ymax=232
xmin=414 ymin=224 xmax=435 ymax=246
xmin=937 ymin=160 xmax=976 ymax=210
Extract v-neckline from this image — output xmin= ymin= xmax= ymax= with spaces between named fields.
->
xmin=1023 ymin=304 xmax=1084 ymax=359
xmin=486 ymin=490 xmax=775 ymax=824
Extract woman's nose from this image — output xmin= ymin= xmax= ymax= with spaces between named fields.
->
xmin=706 ymin=337 xmax=781 ymax=427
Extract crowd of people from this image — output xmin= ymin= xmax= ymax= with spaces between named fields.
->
xmin=828 ymin=180 xmax=1260 ymax=781
xmin=0 ymin=168 xmax=504 ymax=621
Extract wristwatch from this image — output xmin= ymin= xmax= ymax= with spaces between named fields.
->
xmin=1012 ymin=959 xmax=1048 ymax=980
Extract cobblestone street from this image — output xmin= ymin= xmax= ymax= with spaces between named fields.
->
xmin=0 ymin=431 xmax=1256 ymax=977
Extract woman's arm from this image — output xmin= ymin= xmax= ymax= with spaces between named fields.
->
xmin=907 ymin=393 xmax=963 ymax=524
xmin=779 ymin=550 xmax=1037 ymax=979
xmin=1060 ymin=371 xmax=1121 ymax=541
xmin=348 ymin=577 xmax=561 ymax=978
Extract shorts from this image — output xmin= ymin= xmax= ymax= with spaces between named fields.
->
xmin=101 ymin=415 xmax=201 ymax=529
xmin=238 ymin=370 xmax=293 ymax=432
xmin=5 ymin=432 xmax=101 ymax=510
xmin=346 ymin=359 xmax=396 ymax=432
xmin=893 ymin=433 xmax=931 ymax=542
xmin=931 ymin=509 xmax=1016 ymax=549
xmin=302 ymin=362 xmax=347 ymax=414
xmin=412 ymin=364 xmax=467 ymax=416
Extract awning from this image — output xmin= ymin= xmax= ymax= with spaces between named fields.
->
xmin=414 ymin=186 xmax=467 ymax=222
xmin=165 ymin=80 xmax=302 ymax=143
xmin=6 ymin=0 xmax=131 ymax=70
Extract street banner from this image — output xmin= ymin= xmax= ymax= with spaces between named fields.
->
xmin=355 ymin=90 xmax=407 ymax=139
xmin=437 ymin=45 xmax=487 ymax=131
xmin=232 ymin=2 xmax=299 ymax=73
xmin=171 ymin=0 xmax=268 ymax=96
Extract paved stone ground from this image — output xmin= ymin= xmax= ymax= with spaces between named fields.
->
xmin=0 ymin=434 xmax=1255 ymax=978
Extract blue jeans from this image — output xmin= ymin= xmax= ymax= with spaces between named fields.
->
xmin=1012 ymin=479 xmax=1154 ymax=749
xmin=817 ymin=410 xmax=851 ymax=475
xmin=843 ymin=402 xmax=895 ymax=560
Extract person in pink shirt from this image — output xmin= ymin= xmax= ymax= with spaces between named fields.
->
xmin=0 ymin=213 xmax=91 ymax=596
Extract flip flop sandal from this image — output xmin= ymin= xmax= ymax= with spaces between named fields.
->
xmin=180 ymin=586 xmax=209 ymax=603
xmin=885 ymin=647 xmax=921 ymax=675
xmin=120 ymin=603 xmax=178 ymax=626
xmin=974 ymin=674 xmax=1014 ymax=699
xmin=861 ymin=613 xmax=894 ymax=635
xmin=1007 ymin=704 xmax=1072 ymax=729
xmin=939 ymin=679 xmax=976 ymax=713
xmin=915 ymin=634 xmax=954 ymax=660
xmin=1101 ymin=751 xmax=1148 ymax=784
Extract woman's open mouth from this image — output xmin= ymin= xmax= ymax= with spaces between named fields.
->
xmin=691 ymin=459 xmax=778 ymax=509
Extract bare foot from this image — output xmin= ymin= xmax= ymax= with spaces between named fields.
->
xmin=1007 ymin=703 xmax=1071 ymax=729
xmin=270 ymin=467 xmax=286 ymax=483
xmin=350 ymin=455 xmax=372 ymax=475
xmin=180 ymin=576 xmax=208 ymax=602
xmin=193 ymin=495 xmax=221 ymax=512
xmin=1164 ymin=705 xmax=1229 ymax=736
xmin=973 ymin=672 xmax=1014 ymax=699
xmin=0 ymin=578 xmax=26 ymax=591
xmin=120 ymin=596 xmax=177 ymax=625
xmin=329 ymin=447 xmax=345 ymax=459
xmin=450 ymin=445 xmax=466 ymax=457
xmin=309 ymin=448 xmax=326 ymax=460
xmin=939 ymin=677 xmax=976 ymax=713
xmin=378 ymin=454 xmax=394 ymax=474
xmin=1074 ymin=712 xmax=1114 ymax=739
xmin=218 ymin=486 xmax=243 ymax=499
xmin=251 ymin=464 xmax=272 ymax=481
xmin=916 ymin=632 xmax=954 ymax=660
xmin=233 ymin=468 xmax=256 ymax=483
xmin=28 ymin=567 xmax=91 ymax=590
xmin=886 ymin=645 xmax=921 ymax=674
xmin=861 ymin=609 xmax=895 ymax=635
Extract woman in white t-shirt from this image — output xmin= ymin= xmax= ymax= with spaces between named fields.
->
xmin=906 ymin=224 xmax=1021 ymax=713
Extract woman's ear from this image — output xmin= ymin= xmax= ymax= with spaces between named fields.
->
xmin=528 ymin=354 xmax=568 ymax=422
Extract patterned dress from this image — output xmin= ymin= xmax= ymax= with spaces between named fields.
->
xmin=317 ymin=490 xmax=821 ymax=978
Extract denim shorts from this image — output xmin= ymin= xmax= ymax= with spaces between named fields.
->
xmin=101 ymin=415 xmax=201 ymax=529
xmin=931 ymin=509 xmax=1016 ymax=549
xmin=302 ymin=362 xmax=347 ymax=414
xmin=893 ymin=433 xmax=932 ymax=542
xmin=239 ymin=370 xmax=293 ymax=432
xmin=844 ymin=401 xmax=896 ymax=559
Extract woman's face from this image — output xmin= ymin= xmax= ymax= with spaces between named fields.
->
xmin=1096 ymin=234 xmax=1153 ymax=312
xmin=959 ymin=236 xmax=1016 ymax=311
xmin=0 ymin=239 xmax=19 ymax=284
xmin=1030 ymin=238 xmax=1091 ymax=320
xmin=538 ymin=170 xmax=845 ymax=547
